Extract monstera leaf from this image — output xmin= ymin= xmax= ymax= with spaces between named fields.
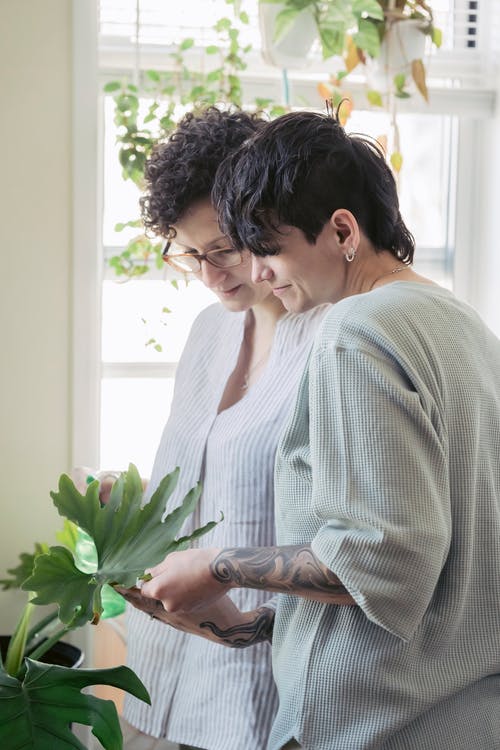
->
xmin=23 ymin=464 xmax=218 ymax=627
xmin=0 ymin=657 xmax=150 ymax=750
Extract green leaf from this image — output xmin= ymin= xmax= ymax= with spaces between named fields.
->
xmin=215 ymin=17 xmax=232 ymax=32
xmin=366 ymin=89 xmax=383 ymax=107
xmin=353 ymin=18 xmax=381 ymax=58
xmin=390 ymin=151 xmax=403 ymax=173
xmin=394 ymin=72 xmax=406 ymax=92
xmin=73 ymin=527 xmax=99 ymax=573
xmin=0 ymin=544 xmax=50 ymax=591
xmin=22 ymin=466 xmax=215 ymax=626
xmin=207 ymin=68 xmax=223 ymax=82
xmin=103 ymin=81 xmax=121 ymax=93
xmin=206 ymin=45 xmax=220 ymax=54
xmin=24 ymin=546 xmax=98 ymax=627
xmin=352 ymin=0 xmax=384 ymax=21
xmin=318 ymin=27 xmax=345 ymax=59
xmin=146 ymin=69 xmax=160 ymax=82
xmin=431 ymin=26 xmax=443 ymax=48
xmin=0 ymin=658 xmax=150 ymax=750
xmin=180 ymin=37 xmax=195 ymax=50
xmin=55 ymin=519 xmax=79 ymax=552
xmin=114 ymin=219 xmax=142 ymax=232
xmin=71 ymin=529 xmax=128 ymax=620
xmin=4 ymin=601 xmax=35 ymax=677
xmin=100 ymin=583 xmax=126 ymax=619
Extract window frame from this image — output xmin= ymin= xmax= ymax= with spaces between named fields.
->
xmin=72 ymin=0 xmax=499 ymax=469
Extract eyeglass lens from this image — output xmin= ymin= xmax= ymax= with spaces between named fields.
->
xmin=165 ymin=246 xmax=242 ymax=272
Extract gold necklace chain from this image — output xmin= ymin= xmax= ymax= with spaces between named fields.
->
xmin=369 ymin=264 xmax=408 ymax=291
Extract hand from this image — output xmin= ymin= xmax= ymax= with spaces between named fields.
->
xmin=116 ymin=585 xmax=274 ymax=648
xmin=140 ymin=547 xmax=230 ymax=613
xmin=71 ymin=466 xmax=119 ymax=505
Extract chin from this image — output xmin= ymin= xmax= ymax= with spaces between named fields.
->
xmin=218 ymin=295 xmax=251 ymax=312
xmin=285 ymin=298 xmax=314 ymax=314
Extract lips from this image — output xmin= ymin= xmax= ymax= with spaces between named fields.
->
xmin=272 ymin=285 xmax=291 ymax=296
xmin=218 ymin=285 xmax=242 ymax=295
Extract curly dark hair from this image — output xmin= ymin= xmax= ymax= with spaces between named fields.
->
xmin=213 ymin=110 xmax=415 ymax=264
xmin=140 ymin=107 xmax=266 ymax=239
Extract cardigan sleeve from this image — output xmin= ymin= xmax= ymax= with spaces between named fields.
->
xmin=309 ymin=343 xmax=450 ymax=641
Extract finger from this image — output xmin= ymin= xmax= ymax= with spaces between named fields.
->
xmin=140 ymin=577 xmax=161 ymax=600
xmin=144 ymin=560 xmax=168 ymax=577
xmin=145 ymin=549 xmax=184 ymax=577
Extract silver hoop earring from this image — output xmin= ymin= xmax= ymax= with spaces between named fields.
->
xmin=345 ymin=247 xmax=357 ymax=262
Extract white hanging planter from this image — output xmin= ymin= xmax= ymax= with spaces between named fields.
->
xmin=258 ymin=2 xmax=317 ymax=70
xmin=367 ymin=18 xmax=428 ymax=91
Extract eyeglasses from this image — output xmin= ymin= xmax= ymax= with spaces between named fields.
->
xmin=162 ymin=241 xmax=244 ymax=274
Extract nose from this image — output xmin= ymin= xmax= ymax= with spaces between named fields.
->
xmin=199 ymin=260 xmax=227 ymax=288
xmin=251 ymin=255 xmax=273 ymax=285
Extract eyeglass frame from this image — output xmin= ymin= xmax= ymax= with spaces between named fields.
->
xmin=161 ymin=240 xmax=245 ymax=273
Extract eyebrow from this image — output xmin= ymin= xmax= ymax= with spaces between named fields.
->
xmin=174 ymin=235 xmax=229 ymax=253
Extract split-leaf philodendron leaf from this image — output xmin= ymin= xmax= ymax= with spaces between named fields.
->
xmin=0 ymin=543 xmax=49 ymax=590
xmin=0 ymin=658 xmax=150 ymax=750
xmin=22 ymin=464 xmax=218 ymax=627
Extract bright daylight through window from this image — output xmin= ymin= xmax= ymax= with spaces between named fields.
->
xmin=98 ymin=0 xmax=495 ymax=475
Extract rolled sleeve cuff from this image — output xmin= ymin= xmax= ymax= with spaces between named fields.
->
xmin=311 ymin=522 xmax=446 ymax=642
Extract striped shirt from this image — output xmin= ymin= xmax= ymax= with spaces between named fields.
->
xmin=270 ymin=282 xmax=500 ymax=750
xmin=123 ymin=302 xmax=326 ymax=750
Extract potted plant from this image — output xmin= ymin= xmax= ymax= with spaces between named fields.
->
xmin=260 ymin=0 xmax=441 ymax=98
xmin=259 ymin=0 xmax=442 ymax=173
xmin=0 ymin=464 xmax=217 ymax=749
xmin=104 ymin=3 xmax=286 ymax=287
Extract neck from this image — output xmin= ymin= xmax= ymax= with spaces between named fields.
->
xmin=249 ymin=293 xmax=286 ymax=333
xmin=343 ymin=248 xmax=411 ymax=297
xmin=242 ymin=294 xmax=285 ymax=365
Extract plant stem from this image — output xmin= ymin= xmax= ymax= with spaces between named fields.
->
xmin=27 ymin=626 xmax=72 ymax=662
xmin=25 ymin=610 xmax=60 ymax=648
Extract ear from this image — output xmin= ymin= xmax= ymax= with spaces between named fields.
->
xmin=329 ymin=209 xmax=360 ymax=252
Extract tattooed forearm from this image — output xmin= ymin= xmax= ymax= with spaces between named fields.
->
xmin=211 ymin=545 xmax=356 ymax=605
xmin=200 ymin=606 xmax=274 ymax=648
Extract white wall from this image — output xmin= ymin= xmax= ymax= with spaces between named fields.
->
xmin=0 ymin=0 xmax=73 ymax=631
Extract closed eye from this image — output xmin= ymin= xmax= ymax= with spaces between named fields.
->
xmin=210 ymin=248 xmax=237 ymax=256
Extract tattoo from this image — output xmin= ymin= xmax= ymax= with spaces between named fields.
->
xmin=211 ymin=545 xmax=352 ymax=603
xmin=200 ymin=606 xmax=274 ymax=648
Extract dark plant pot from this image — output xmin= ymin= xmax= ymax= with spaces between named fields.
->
xmin=0 ymin=635 xmax=84 ymax=668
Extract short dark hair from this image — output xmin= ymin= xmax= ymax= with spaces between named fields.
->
xmin=213 ymin=110 xmax=414 ymax=264
xmin=140 ymin=106 xmax=266 ymax=239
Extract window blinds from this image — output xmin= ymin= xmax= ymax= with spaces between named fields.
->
xmin=98 ymin=0 xmax=497 ymax=92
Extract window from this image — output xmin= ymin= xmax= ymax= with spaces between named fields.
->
xmin=94 ymin=0 xmax=497 ymax=475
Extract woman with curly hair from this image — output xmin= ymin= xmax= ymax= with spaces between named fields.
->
xmin=119 ymin=108 xmax=327 ymax=750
